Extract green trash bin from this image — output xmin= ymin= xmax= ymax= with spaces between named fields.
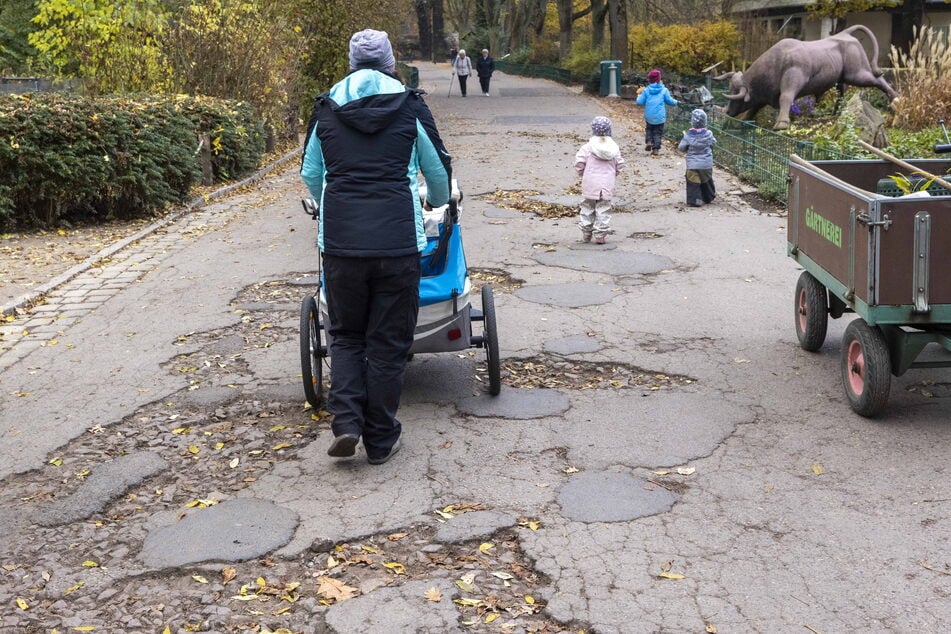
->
xmin=599 ymin=60 xmax=622 ymax=97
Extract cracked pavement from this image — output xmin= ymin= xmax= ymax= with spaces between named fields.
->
xmin=0 ymin=62 xmax=949 ymax=632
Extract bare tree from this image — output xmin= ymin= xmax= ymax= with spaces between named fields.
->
xmin=416 ymin=0 xmax=433 ymax=60
xmin=607 ymin=0 xmax=626 ymax=60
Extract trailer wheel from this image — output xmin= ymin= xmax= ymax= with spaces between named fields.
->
xmin=841 ymin=319 xmax=891 ymax=417
xmin=481 ymin=285 xmax=501 ymax=396
xmin=795 ymin=271 xmax=828 ymax=351
xmin=300 ymin=294 xmax=325 ymax=408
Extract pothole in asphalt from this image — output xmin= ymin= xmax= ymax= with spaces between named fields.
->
xmin=482 ymin=189 xmax=575 ymax=219
xmin=906 ymin=381 xmax=951 ymax=398
xmin=482 ymin=354 xmax=695 ymax=391
xmin=233 ymin=277 xmax=311 ymax=308
xmin=468 ymin=267 xmax=525 ymax=293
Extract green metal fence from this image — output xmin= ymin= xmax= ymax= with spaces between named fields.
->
xmin=664 ymin=105 xmax=859 ymax=204
xmin=398 ymin=63 xmax=419 ymax=89
xmin=495 ymin=61 xmax=572 ymax=85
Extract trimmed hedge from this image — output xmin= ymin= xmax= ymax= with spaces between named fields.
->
xmin=0 ymin=93 xmax=266 ymax=230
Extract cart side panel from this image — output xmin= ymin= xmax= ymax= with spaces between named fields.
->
xmin=878 ymin=196 xmax=951 ymax=307
xmin=788 ymin=164 xmax=871 ymax=305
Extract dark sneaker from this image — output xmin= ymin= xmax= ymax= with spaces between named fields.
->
xmin=367 ymin=438 xmax=402 ymax=465
xmin=327 ymin=433 xmax=360 ymax=458
xmin=644 ymin=142 xmax=652 ymax=151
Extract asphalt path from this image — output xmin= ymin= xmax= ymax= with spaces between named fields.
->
xmin=0 ymin=61 xmax=949 ymax=632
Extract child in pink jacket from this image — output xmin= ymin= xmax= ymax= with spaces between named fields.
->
xmin=575 ymin=116 xmax=624 ymax=244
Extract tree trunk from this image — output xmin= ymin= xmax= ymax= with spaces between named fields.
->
xmin=431 ymin=0 xmax=445 ymax=62
xmin=592 ymin=0 xmax=607 ymax=49
xmin=557 ymin=0 xmax=573 ymax=60
xmin=607 ymin=0 xmax=627 ymax=62
xmin=416 ymin=0 xmax=432 ymax=61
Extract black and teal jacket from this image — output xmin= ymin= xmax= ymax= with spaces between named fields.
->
xmin=301 ymin=69 xmax=452 ymax=257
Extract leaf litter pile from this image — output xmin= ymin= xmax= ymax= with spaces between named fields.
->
xmin=478 ymin=353 xmax=695 ymax=391
xmin=483 ymin=189 xmax=576 ymax=219
xmin=468 ymin=267 xmax=525 ymax=293
xmin=0 ymin=276 xmax=597 ymax=633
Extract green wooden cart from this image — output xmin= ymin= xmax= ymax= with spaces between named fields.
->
xmin=787 ymin=155 xmax=951 ymax=416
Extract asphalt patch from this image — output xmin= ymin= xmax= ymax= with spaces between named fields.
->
xmin=515 ymin=282 xmax=617 ymax=307
xmin=558 ymin=471 xmax=678 ymax=522
xmin=139 ymin=498 xmax=299 ymax=568
xmin=532 ymin=250 xmax=675 ymax=276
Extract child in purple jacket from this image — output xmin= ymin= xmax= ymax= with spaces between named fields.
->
xmin=575 ymin=116 xmax=625 ymax=244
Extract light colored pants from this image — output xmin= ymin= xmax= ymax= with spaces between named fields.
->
xmin=578 ymin=198 xmax=612 ymax=235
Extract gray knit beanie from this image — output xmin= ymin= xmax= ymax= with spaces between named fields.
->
xmin=349 ymin=29 xmax=396 ymax=71
xmin=691 ymin=109 xmax=707 ymax=128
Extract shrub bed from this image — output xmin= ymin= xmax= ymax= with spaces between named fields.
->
xmin=0 ymin=93 xmax=266 ymax=231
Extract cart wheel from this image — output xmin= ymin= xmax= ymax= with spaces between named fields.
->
xmin=795 ymin=271 xmax=828 ymax=351
xmin=299 ymin=294 xmax=324 ymax=408
xmin=481 ymin=285 xmax=501 ymax=396
xmin=840 ymin=319 xmax=891 ymax=417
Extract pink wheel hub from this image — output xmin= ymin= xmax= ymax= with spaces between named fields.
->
xmin=797 ymin=288 xmax=808 ymax=332
xmin=846 ymin=339 xmax=865 ymax=395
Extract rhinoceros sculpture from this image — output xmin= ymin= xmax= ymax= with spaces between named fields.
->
xmin=715 ymin=25 xmax=898 ymax=130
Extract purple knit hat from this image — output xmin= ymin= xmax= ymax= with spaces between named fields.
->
xmin=591 ymin=116 xmax=612 ymax=136
xmin=648 ymin=69 xmax=661 ymax=83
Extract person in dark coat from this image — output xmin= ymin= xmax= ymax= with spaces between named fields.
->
xmin=300 ymin=29 xmax=453 ymax=464
xmin=476 ymin=48 xmax=495 ymax=96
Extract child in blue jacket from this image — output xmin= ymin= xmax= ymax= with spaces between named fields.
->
xmin=635 ymin=69 xmax=678 ymax=155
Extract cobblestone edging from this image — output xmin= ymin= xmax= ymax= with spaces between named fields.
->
xmin=0 ymin=147 xmax=303 ymax=369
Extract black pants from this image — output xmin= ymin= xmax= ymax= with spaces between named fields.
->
xmin=645 ymin=122 xmax=665 ymax=151
xmin=322 ymin=253 xmax=420 ymax=460
xmin=685 ymin=169 xmax=716 ymax=206
xmin=478 ymin=75 xmax=491 ymax=94
xmin=457 ymin=74 xmax=468 ymax=96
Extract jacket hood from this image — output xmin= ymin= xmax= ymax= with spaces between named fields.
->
xmin=645 ymin=83 xmax=665 ymax=96
xmin=327 ymin=68 xmax=409 ymax=134
xmin=589 ymin=136 xmax=620 ymax=160
xmin=685 ymin=128 xmax=715 ymax=149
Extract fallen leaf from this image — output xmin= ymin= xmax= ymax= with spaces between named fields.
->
xmin=187 ymin=445 xmax=200 ymax=455
xmin=272 ymin=442 xmax=292 ymax=450
xmin=16 ymin=597 xmax=28 ymax=610
xmin=676 ymin=466 xmax=695 ymax=475
xmin=383 ymin=562 xmax=405 ymax=575
xmin=478 ymin=542 xmax=494 ymax=553
xmin=229 ymin=458 xmax=240 ymax=469
xmin=81 ymin=560 xmax=98 ymax=567
xmin=65 ymin=581 xmax=85 ymax=594
xmin=491 ymin=571 xmax=514 ymax=580
xmin=192 ymin=575 xmax=208 ymax=584
xmin=563 ymin=466 xmax=579 ymax=474
xmin=455 ymin=579 xmax=475 ymax=592
xmin=485 ymin=612 xmax=500 ymax=623
xmin=222 ymin=567 xmax=237 ymax=584
xmin=524 ymin=595 xmax=536 ymax=604
xmin=811 ymin=461 xmax=824 ymax=475
xmin=316 ymin=576 xmax=358 ymax=602
xmin=49 ymin=457 xmax=63 ymax=467
xmin=424 ymin=587 xmax=442 ymax=602
xmin=387 ymin=532 xmax=408 ymax=541
xmin=706 ymin=624 xmax=718 ymax=633
xmin=453 ymin=597 xmax=481 ymax=607
xmin=657 ymin=572 xmax=685 ymax=580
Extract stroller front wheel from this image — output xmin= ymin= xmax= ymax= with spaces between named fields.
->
xmin=481 ymin=285 xmax=501 ymax=396
xmin=299 ymin=294 xmax=325 ymax=408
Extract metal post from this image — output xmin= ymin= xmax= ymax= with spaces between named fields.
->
xmin=607 ymin=62 xmax=619 ymax=98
